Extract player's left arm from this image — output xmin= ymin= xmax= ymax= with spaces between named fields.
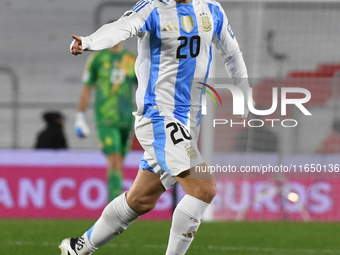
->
xmin=74 ymin=85 xmax=92 ymax=138
xmin=74 ymin=54 xmax=97 ymax=138
xmin=78 ymin=86 xmax=92 ymax=113
xmin=212 ymin=3 xmax=252 ymax=119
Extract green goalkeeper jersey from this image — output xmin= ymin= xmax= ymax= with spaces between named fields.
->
xmin=82 ymin=48 xmax=137 ymax=127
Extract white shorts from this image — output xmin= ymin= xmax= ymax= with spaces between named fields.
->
xmin=135 ymin=115 xmax=204 ymax=190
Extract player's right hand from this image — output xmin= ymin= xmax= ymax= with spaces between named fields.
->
xmin=74 ymin=112 xmax=90 ymax=138
xmin=70 ymin=35 xmax=83 ymax=55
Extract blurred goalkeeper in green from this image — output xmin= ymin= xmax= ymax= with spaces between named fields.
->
xmin=75 ymin=40 xmax=137 ymax=202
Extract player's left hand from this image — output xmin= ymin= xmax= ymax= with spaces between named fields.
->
xmin=70 ymin=35 xmax=83 ymax=55
xmin=74 ymin=112 xmax=90 ymax=138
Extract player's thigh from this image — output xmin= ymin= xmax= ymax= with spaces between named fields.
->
xmin=97 ymin=126 xmax=122 ymax=155
xmin=126 ymin=169 xmax=166 ymax=214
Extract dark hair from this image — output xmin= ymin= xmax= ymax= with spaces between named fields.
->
xmin=42 ymin=111 xmax=64 ymax=127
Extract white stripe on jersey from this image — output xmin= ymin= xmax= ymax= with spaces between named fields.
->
xmin=154 ymin=6 xmax=181 ymax=120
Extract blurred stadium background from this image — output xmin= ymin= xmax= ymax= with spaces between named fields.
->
xmin=1 ymin=1 xmax=340 ymax=253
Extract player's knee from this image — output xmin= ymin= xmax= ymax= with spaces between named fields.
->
xmin=196 ymin=183 xmax=216 ymax=204
xmin=107 ymin=154 xmax=123 ymax=170
xmin=204 ymin=185 xmax=217 ymax=203
xmin=127 ymin=196 xmax=157 ymax=215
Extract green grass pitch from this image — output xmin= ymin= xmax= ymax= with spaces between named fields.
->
xmin=1 ymin=219 xmax=340 ymax=255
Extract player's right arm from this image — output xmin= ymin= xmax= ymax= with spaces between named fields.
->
xmin=70 ymin=1 xmax=154 ymax=55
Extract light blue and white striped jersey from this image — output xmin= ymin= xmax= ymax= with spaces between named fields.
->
xmin=80 ymin=0 xmax=249 ymax=126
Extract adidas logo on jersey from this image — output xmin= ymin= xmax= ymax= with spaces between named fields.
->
xmin=162 ymin=21 xmax=178 ymax=31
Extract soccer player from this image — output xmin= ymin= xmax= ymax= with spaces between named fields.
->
xmin=75 ymin=40 xmax=137 ymax=201
xmin=60 ymin=0 xmax=251 ymax=254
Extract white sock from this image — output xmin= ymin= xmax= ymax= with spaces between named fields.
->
xmin=76 ymin=192 xmax=139 ymax=254
xmin=165 ymin=195 xmax=209 ymax=255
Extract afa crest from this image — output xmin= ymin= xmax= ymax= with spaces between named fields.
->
xmin=185 ymin=144 xmax=198 ymax=159
xmin=200 ymin=13 xmax=212 ymax=32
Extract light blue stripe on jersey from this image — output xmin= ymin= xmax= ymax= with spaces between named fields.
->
xmin=207 ymin=3 xmax=224 ymax=40
xmin=174 ymin=2 xmax=199 ymax=125
xmin=139 ymin=154 xmax=155 ymax=172
xmin=135 ymin=1 xmax=148 ymax=13
xmin=195 ymin=4 xmax=222 ymax=126
xmin=204 ymin=44 xmax=213 ymax=83
xmin=151 ymin=117 xmax=170 ymax=175
xmin=131 ymin=1 xmax=144 ymax=11
xmin=87 ymin=225 xmax=94 ymax=240
xmin=205 ymin=3 xmax=222 ymax=81
xmin=196 ymin=4 xmax=221 ymax=126
xmin=196 ymin=93 xmax=203 ymax=126
xmin=195 ymin=43 xmax=212 ymax=126
xmin=143 ymin=9 xmax=161 ymax=118
xmin=131 ymin=1 xmax=149 ymax=13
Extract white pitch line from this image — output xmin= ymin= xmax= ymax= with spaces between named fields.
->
xmin=7 ymin=241 xmax=340 ymax=254
xmin=202 ymin=245 xmax=340 ymax=254
xmin=146 ymin=244 xmax=340 ymax=254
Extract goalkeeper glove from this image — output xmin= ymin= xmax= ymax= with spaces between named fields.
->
xmin=74 ymin=112 xmax=90 ymax=138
